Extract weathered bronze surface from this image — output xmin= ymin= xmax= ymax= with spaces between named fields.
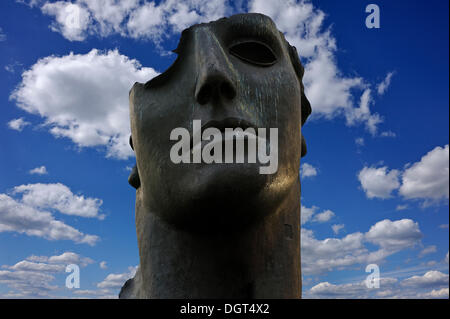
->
xmin=120 ymin=13 xmax=311 ymax=299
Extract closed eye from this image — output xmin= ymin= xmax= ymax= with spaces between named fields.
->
xmin=229 ymin=41 xmax=277 ymax=67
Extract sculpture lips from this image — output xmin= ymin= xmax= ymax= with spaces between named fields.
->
xmin=201 ymin=117 xmax=256 ymax=134
xmin=189 ymin=117 xmax=258 ymax=150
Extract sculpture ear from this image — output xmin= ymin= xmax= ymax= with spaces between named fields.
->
xmin=128 ymin=135 xmax=140 ymax=189
xmin=286 ymin=43 xmax=311 ymax=158
xmin=300 ymin=92 xmax=310 ymax=158
xmin=129 ymin=135 xmax=134 ymax=150
xmin=128 ymin=164 xmax=141 ymax=189
xmin=301 ymin=135 xmax=307 ymax=158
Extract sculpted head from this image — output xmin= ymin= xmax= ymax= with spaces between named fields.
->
xmin=128 ymin=13 xmax=311 ymax=232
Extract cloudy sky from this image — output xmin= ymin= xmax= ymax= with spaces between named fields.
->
xmin=0 ymin=0 xmax=448 ymax=299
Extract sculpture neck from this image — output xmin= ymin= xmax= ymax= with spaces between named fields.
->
xmin=124 ymin=179 xmax=301 ymax=299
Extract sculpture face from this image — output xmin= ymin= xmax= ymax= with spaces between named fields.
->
xmin=129 ymin=13 xmax=309 ymax=232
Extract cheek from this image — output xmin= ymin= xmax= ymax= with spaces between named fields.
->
xmin=239 ymin=68 xmax=300 ymax=117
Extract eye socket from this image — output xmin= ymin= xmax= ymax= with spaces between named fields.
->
xmin=229 ymin=41 xmax=277 ymax=67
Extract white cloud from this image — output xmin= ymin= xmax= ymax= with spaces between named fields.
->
xmin=301 ymin=205 xmax=316 ymax=225
xmin=421 ymin=288 xmax=449 ymax=299
xmin=0 ymin=269 xmax=57 ymax=297
xmin=380 ymin=130 xmax=396 ymax=138
xmin=100 ymin=261 xmax=108 ymax=269
xmin=355 ymin=137 xmax=364 ymax=146
xmin=16 ymin=0 xmax=45 ymax=8
xmin=7 ymin=260 xmax=65 ymax=273
xmin=359 ymin=145 xmax=449 ymax=205
xmin=72 ymin=288 xmax=116 ymax=298
xmin=38 ymin=0 xmax=229 ymax=43
xmin=365 ymin=219 xmax=422 ymax=251
xmin=5 ymin=65 xmax=14 ymax=73
xmin=126 ymin=1 xmax=164 ymax=40
xmin=401 ymin=271 xmax=449 ymax=289
xmin=300 ymin=162 xmax=318 ymax=178
xmin=301 ymin=228 xmax=367 ymax=275
xmin=7 ymin=118 xmax=30 ymax=131
xmin=166 ymin=3 xmax=202 ymax=32
xmin=10 ymin=49 xmax=158 ymax=159
xmin=301 ymin=205 xmax=334 ymax=224
xmin=80 ymin=0 xmax=140 ymax=37
xmin=29 ymin=166 xmax=48 ymax=175
xmin=313 ymin=209 xmax=334 ymax=223
xmin=358 ymin=166 xmax=400 ymax=199
xmin=424 ymin=260 xmax=437 ymax=267
xmin=346 ymin=89 xmax=383 ymax=135
xmin=13 ymin=183 xmax=104 ymax=219
xmin=97 ymin=266 xmax=137 ymax=289
xmin=331 ymin=224 xmax=344 ymax=235
xmin=167 ymin=0 xmax=229 ymax=32
xmin=377 ymin=71 xmax=395 ymax=95
xmin=303 ymin=49 xmax=364 ymax=119
xmin=0 ymin=252 xmax=93 ymax=297
xmin=70 ymin=264 xmax=137 ymax=298
xmin=445 ymin=252 xmax=449 ymax=264
xmin=65 ymin=264 xmax=137 ymax=298
xmin=306 ymin=272 xmax=450 ymax=299
xmin=419 ymin=245 xmax=437 ymax=258
xmin=399 ymin=145 xmax=449 ymax=203
xmin=4 ymin=61 xmax=24 ymax=74
xmin=302 ymin=218 xmax=423 ymax=276
xmin=41 ymin=1 xmax=92 ymax=41
xmin=0 ymin=191 xmax=99 ymax=245
xmin=307 ymin=278 xmax=398 ymax=299
xmin=27 ymin=251 xmax=94 ymax=266
xmin=395 ymin=204 xmax=408 ymax=211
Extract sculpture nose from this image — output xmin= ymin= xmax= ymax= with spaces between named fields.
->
xmin=194 ymin=29 xmax=237 ymax=106
xmin=196 ymin=74 xmax=236 ymax=105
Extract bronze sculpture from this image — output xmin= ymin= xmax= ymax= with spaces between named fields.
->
xmin=120 ymin=13 xmax=311 ymax=299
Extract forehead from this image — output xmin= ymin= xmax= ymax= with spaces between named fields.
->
xmin=174 ymin=13 xmax=283 ymax=53
xmin=200 ymin=13 xmax=278 ymax=33
xmin=145 ymin=13 xmax=290 ymax=89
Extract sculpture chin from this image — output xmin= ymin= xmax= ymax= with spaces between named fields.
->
xmin=142 ymin=162 xmax=290 ymax=233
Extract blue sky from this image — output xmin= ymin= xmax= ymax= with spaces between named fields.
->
xmin=0 ymin=0 xmax=448 ymax=298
